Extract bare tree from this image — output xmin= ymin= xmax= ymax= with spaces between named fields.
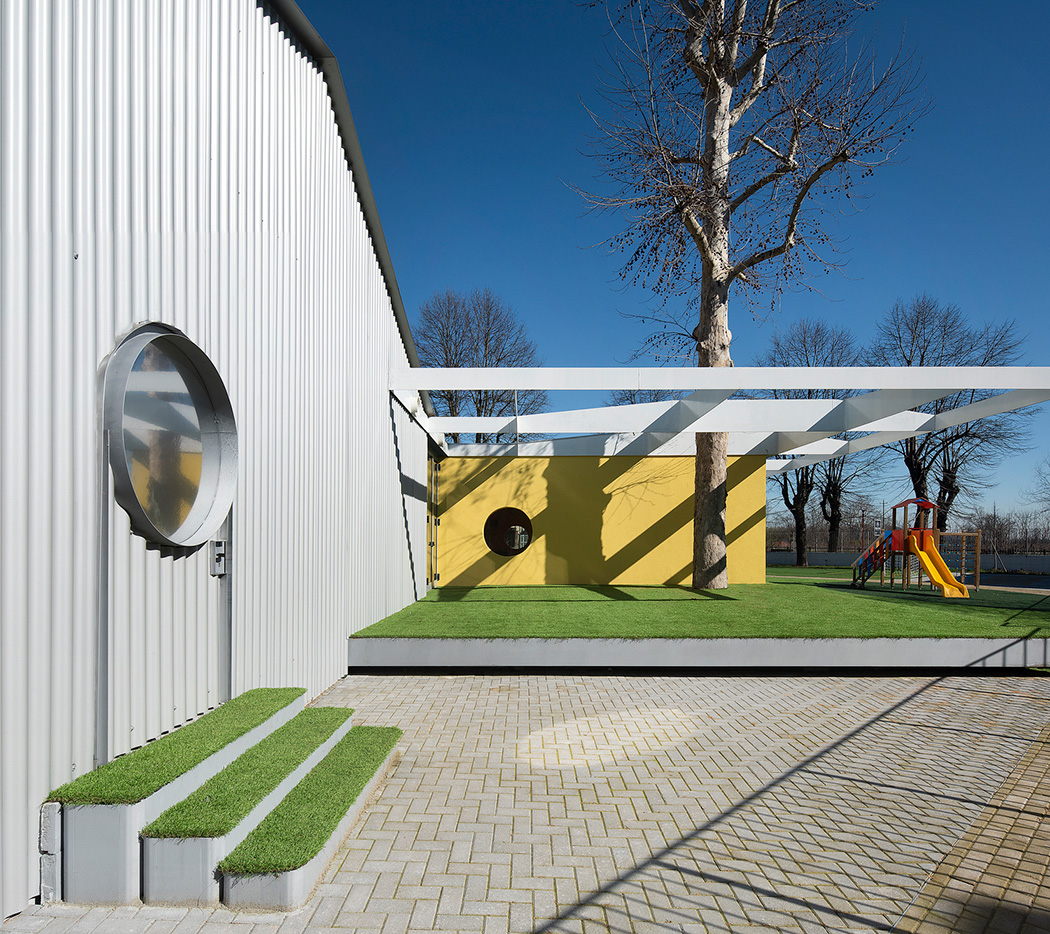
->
xmin=867 ymin=295 xmax=1033 ymax=529
xmin=818 ymin=454 xmax=884 ymax=553
xmin=414 ymin=288 xmax=549 ymax=443
xmin=585 ymin=0 xmax=925 ymax=587
xmin=757 ymin=318 xmax=873 ymax=564
xmin=959 ymin=505 xmax=1015 ymax=557
xmin=1026 ymin=455 xmax=1050 ymax=511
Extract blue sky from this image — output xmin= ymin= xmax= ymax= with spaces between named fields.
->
xmin=300 ymin=0 xmax=1050 ymax=514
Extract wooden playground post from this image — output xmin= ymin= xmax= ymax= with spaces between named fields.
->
xmin=903 ymin=502 xmax=911 ymax=590
xmin=890 ymin=504 xmax=898 ymax=589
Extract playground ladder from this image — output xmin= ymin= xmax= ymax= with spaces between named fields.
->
xmin=852 ymin=530 xmax=892 ymax=587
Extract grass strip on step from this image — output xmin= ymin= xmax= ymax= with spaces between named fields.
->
xmin=141 ymin=707 xmax=351 ymax=838
xmin=49 ymin=688 xmax=306 ymax=805
xmin=219 ymin=725 xmax=401 ymax=875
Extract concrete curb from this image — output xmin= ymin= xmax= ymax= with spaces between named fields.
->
xmin=349 ymin=636 xmax=1050 ymax=669
xmin=220 ymin=745 xmax=400 ymax=911
xmin=141 ymin=711 xmax=354 ymax=905
xmin=60 ymin=693 xmax=306 ymax=905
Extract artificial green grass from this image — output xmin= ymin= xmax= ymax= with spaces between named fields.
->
xmin=350 ymin=583 xmax=1050 ymax=641
xmin=766 ymin=566 xmax=854 ymax=579
xmin=49 ymin=688 xmax=305 ymax=805
xmin=141 ymin=707 xmax=351 ymax=838
xmin=219 ymin=725 xmax=401 ymax=874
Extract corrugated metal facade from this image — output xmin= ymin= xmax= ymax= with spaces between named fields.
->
xmin=0 ymin=0 xmax=429 ymax=916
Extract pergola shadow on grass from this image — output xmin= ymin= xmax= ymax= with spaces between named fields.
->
xmin=355 ymin=582 xmax=1050 ymax=641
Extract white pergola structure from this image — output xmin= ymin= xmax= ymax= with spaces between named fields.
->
xmin=391 ymin=367 xmax=1050 ymax=471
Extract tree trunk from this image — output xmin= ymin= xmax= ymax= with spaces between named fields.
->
xmin=792 ymin=508 xmax=808 ymax=567
xmin=827 ymin=502 xmax=841 ymax=553
xmin=691 ymin=74 xmax=733 ymax=589
xmin=903 ymin=439 xmax=929 ymax=500
xmin=692 ymin=281 xmax=733 ymax=589
xmin=821 ymin=482 xmax=843 ymax=553
xmin=936 ymin=469 xmax=959 ymax=531
xmin=693 ymin=430 xmax=729 ymax=588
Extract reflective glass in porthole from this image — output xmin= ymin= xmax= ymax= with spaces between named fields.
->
xmin=484 ymin=508 xmax=533 ymax=557
xmin=105 ymin=325 xmax=238 ymax=549
xmin=505 ymin=525 xmax=529 ymax=552
xmin=122 ymin=343 xmax=204 ymax=537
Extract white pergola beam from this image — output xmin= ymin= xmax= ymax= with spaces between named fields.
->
xmin=432 ymin=396 xmax=966 ymax=437
xmin=415 ymin=366 xmax=1050 ymax=466
xmin=392 ymin=366 xmax=1050 ymax=392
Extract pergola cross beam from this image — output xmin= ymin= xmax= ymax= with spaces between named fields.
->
xmin=391 ymin=366 xmax=1050 ymax=468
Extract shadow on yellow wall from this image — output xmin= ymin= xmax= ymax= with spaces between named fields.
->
xmin=437 ymin=455 xmax=765 ymax=587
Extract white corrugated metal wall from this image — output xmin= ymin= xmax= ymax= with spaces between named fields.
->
xmin=0 ymin=0 xmax=429 ymax=916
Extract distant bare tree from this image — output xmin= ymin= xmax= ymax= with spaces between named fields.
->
xmin=959 ymin=505 xmax=1016 ymax=556
xmin=757 ymin=318 xmax=872 ymax=564
xmin=414 ymin=288 xmax=548 ymax=443
xmin=818 ymin=454 xmax=885 ymax=553
xmin=584 ymin=0 xmax=926 ymax=587
xmin=1027 ymin=455 xmax=1050 ymax=511
xmin=1013 ymin=510 xmax=1040 ymax=556
xmin=867 ymin=295 xmax=1033 ymax=529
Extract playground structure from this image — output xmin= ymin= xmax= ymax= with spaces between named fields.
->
xmin=852 ymin=498 xmax=979 ymax=598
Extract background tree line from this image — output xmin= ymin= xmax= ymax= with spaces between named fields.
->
xmin=769 ymin=501 xmax=1050 ymax=558
xmin=762 ymin=295 xmax=1036 ymax=564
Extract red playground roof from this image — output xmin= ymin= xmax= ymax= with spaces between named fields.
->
xmin=891 ymin=497 xmax=937 ymax=510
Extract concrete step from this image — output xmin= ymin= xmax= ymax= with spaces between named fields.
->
xmin=141 ymin=707 xmax=354 ymax=905
xmin=46 ymin=688 xmax=306 ymax=905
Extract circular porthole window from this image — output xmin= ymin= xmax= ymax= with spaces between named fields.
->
xmin=104 ymin=324 xmax=238 ymax=548
xmin=484 ymin=507 xmax=533 ymax=557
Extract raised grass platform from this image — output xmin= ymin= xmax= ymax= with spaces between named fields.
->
xmin=349 ymin=582 xmax=1050 ymax=670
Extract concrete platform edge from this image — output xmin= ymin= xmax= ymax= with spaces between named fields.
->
xmin=349 ymin=636 xmax=1050 ymax=669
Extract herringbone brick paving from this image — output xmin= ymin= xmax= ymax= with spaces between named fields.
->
xmin=7 ymin=675 xmax=1050 ymax=933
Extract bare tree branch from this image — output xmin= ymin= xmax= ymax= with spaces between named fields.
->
xmin=729 ymin=148 xmax=848 ymax=282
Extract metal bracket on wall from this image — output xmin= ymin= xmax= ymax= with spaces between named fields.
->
xmin=210 ymin=540 xmax=227 ymax=577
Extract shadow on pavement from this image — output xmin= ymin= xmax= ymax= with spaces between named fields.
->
xmin=898 ymin=894 xmax=1050 ymax=933
xmin=532 ymin=677 xmax=945 ymax=933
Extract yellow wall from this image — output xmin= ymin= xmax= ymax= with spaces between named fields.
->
xmin=437 ymin=455 xmax=766 ymax=586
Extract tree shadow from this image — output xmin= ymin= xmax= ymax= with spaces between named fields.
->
xmin=815 ymin=581 xmax=1050 ymax=624
xmin=428 ymin=584 xmax=738 ymax=603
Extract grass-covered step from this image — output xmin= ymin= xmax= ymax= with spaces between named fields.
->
xmin=140 ymin=707 xmax=353 ymax=905
xmin=48 ymin=688 xmax=305 ymax=905
xmin=220 ymin=725 xmax=402 ymax=911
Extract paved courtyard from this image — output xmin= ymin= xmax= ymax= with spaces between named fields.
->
xmin=7 ymin=673 xmax=1050 ymax=933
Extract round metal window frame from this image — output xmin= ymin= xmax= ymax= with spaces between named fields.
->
xmin=104 ymin=324 xmax=238 ymax=548
xmin=484 ymin=507 xmax=533 ymax=558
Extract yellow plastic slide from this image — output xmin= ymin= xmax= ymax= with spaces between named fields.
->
xmin=905 ymin=534 xmax=969 ymax=598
